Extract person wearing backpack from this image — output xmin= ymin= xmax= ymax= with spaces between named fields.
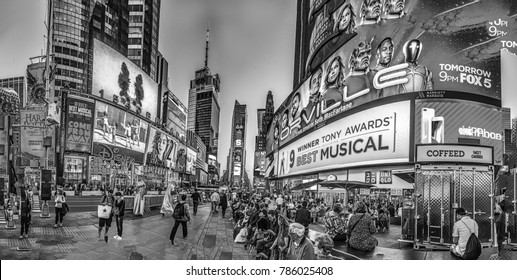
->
xmin=450 ymin=207 xmax=481 ymax=259
xmin=169 ymin=194 xmax=191 ymax=246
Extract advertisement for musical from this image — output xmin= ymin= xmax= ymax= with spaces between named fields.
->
xmin=93 ymin=101 xmax=149 ymax=163
xmin=65 ymin=95 xmax=95 ymax=153
xmin=414 ymin=99 xmax=503 ymax=165
xmin=276 ymin=101 xmax=410 ymax=177
xmin=270 ymin=0 xmax=515 ymax=151
xmin=144 ymin=126 xmax=178 ymax=169
xmin=20 ymin=110 xmax=55 ymax=167
xmin=92 ymin=39 xmax=159 ymax=120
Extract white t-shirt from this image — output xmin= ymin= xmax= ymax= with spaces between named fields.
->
xmin=276 ymin=197 xmax=284 ymax=206
xmin=452 ymin=216 xmax=479 ymax=255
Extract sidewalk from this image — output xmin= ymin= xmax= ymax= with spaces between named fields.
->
xmin=0 ymin=204 xmax=253 ymax=260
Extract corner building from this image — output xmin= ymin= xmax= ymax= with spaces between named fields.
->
xmin=267 ymin=0 xmax=516 ymax=249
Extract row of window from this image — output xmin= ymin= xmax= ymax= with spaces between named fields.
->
xmin=54 ymin=1 xmax=88 ymax=17
xmin=54 ymin=11 xmax=87 ymax=26
xmin=129 ymin=15 xmax=143 ymax=23
xmin=54 ymin=79 xmax=81 ymax=90
xmin=54 ymin=57 xmax=85 ymax=69
xmin=54 ymin=45 xmax=85 ymax=59
xmin=54 ymin=23 xmax=87 ymax=37
xmin=129 ymin=4 xmax=143 ymax=12
xmin=56 ymin=67 xmax=84 ymax=80
xmin=53 ymin=34 xmax=87 ymax=49
xmin=128 ymin=49 xmax=142 ymax=56
xmin=128 ymin=37 xmax=142 ymax=45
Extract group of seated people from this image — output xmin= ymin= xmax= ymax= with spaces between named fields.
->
xmin=229 ymin=193 xmax=389 ymax=260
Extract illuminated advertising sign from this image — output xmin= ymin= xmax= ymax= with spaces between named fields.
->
xmin=272 ymin=0 xmax=515 ymax=151
xmin=20 ymin=110 xmax=55 ymax=167
xmin=276 ymin=101 xmax=410 ymax=177
xmin=415 ymin=100 xmax=502 ymax=165
xmin=265 ymin=152 xmax=278 ymax=178
xmin=186 ymin=148 xmax=197 ymax=175
xmin=416 ymin=144 xmax=493 ymax=165
xmin=92 ymin=39 xmax=159 ymax=120
xmin=254 ymin=151 xmax=266 ymax=176
xmin=175 ymin=144 xmax=187 ymax=173
xmin=93 ymin=101 xmax=148 ymax=163
xmin=144 ymin=126 xmax=178 ymax=169
xmin=379 ymin=170 xmax=392 ymax=184
xmin=233 ymin=162 xmax=241 ymax=176
xmin=65 ymin=95 xmax=94 ymax=153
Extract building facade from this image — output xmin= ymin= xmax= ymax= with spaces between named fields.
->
xmin=228 ymin=100 xmax=247 ymax=188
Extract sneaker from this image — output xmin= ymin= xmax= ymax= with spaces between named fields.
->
xmin=53 ymin=224 xmax=58 ymax=228
xmin=24 ymin=234 xmax=28 ymax=238
xmin=59 ymin=223 xmax=63 ymax=227
xmin=113 ymin=235 xmax=119 ymax=239
xmin=19 ymin=235 xmax=24 ymax=239
xmin=116 ymin=236 xmax=122 ymax=240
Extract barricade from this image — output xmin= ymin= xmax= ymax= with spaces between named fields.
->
xmin=124 ymin=195 xmax=164 ymax=212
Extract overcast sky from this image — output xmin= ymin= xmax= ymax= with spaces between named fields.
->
xmin=0 ymin=0 xmax=297 ymax=178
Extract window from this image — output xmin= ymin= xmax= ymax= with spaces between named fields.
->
xmin=0 ymin=118 xmax=4 ymax=130
xmin=0 ymin=145 xmax=4 ymax=155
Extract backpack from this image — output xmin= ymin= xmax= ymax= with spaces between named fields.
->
xmin=172 ymin=202 xmax=185 ymax=220
xmin=461 ymin=220 xmax=482 ymax=260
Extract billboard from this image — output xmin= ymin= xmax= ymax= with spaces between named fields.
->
xmin=93 ymin=101 xmax=148 ymax=163
xmin=65 ymin=95 xmax=94 ymax=152
xmin=20 ymin=110 xmax=55 ymax=167
xmin=175 ymin=144 xmax=187 ymax=173
xmin=92 ymin=39 xmax=159 ymax=120
xmin=166 ymin=94 xmax=187 ymax=135
xmin=186 ymin=147 xmax=197 ymax=175
xmin=414 ymin=99 xmax=502 ymax=165
xmin=274 ymin=0 xmax=515 ymax=151
xmin=254 ymin=151 xmax=266 ymax=176
xmin=276 ymin=101 xmax=410 ymax=177
xmin=144 ymin=126 xmax=178 ymax=169
xmin=26 ymin=62 xmax=48 ymax=108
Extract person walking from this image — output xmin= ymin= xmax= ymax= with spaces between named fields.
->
xmin=220 ymin=192 xmax=228 ymax=218
xmin=98 ymin=189 xmax=115 ymax=241
xmin=191 ymin=189 xmax=201 ymax=215
xmin=54 ymin=189 xmax=66 ymax=227
xmin=19 ymin=196 xmax=31 ymax=239
xmin=170 ymin=194 xmax=191 ymax=246
xmin=210 ymin=191 xmax=220 ymax=214
xmin=113 ymin=192 xmax=125 ymax=240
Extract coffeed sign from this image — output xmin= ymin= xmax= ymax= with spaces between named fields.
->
xmin=276 ymin=101 xmax=410 ymax=177
xmin=416 ymin=144 xmax=493 ymax=165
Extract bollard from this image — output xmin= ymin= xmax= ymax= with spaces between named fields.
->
xmin=40 ymin=200 xmax=50 ymax=218
xmin=5 ymin=208 xmax=16 ymax=229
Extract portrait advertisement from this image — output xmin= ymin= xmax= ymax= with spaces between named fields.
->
xmin=144 ymin=126 xmax=178 ymax=169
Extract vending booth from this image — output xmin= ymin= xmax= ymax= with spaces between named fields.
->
xmin=410 ymin=144 xmax=495 ymax=249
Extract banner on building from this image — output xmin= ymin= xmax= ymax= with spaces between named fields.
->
xmin=20 ymin=110 xmax=55 ymax=167
xmin=65 ymin=95 xmax=95 ymax=152
xmin=144 ymin=126 xmax=178 ymax=169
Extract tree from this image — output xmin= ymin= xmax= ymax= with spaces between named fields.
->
xmin=133 ymin=74 xmax=144 ymax=110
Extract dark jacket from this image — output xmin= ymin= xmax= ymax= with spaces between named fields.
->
xmin=295 ymin=207 xmax=311 ymax=227
xmin=114 ymin=199 xmax=125 ymax=217
xmin=220 ymin=194 xmax=228 ymax=209
xmin=191 ymin=192 xmax=201 ymax=202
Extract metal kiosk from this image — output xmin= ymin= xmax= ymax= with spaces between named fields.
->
xmin=411 ymin=144 xmax=495 ymax=249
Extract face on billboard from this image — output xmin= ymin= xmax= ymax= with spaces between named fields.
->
xmin=276 ymin=101 xmax=410 ymax=177
xmin=145 ymin=127 xmax=177 ymax=168
xmin=92 ymin=39 xmax=158 ymax=120
xmin=415 ymin=100 xmax=503 ymax=165
xmin=93 ymin=101 xmax=148 ymax=156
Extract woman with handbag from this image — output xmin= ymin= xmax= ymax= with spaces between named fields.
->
xmin=54 ymin=189 xmax=66 ymax=227
xmin=98 ymin=189 xmax=115 ymax=241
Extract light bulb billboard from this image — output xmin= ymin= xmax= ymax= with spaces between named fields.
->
xmin=268 ymin=0 xmax=516 ymax=154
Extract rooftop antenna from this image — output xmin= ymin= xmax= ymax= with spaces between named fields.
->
xmin=205 ymin=21 xmax=210 ymax=68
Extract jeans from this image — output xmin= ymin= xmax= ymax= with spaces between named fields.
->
xmin=211 ymin=202 xmax=218 ymax=213
xmin=170 ymin=220 xmax=187 ymax=242
xmin=21 ymin=216 xmax=30 ymax=235
xmin=115 ymin=215 xmax=124 ymax=237
xmin=55 ymin=208 xmax=63 ymax=224
xmin=193 ymin=201 xmax=199 ymax=214
xmin=221 ymin=206 xmax=227 ymax=217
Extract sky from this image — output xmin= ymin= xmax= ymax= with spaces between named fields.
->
xmin=0 ymin=0 xmax=297 ymax=178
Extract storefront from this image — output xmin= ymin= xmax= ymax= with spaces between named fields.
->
xmin=63 ymin=155 xmax=87 ymax=185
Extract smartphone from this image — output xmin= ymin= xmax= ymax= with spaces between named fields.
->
xmin=431 ymin=117 xmax=445 ymax=143
xmin=421 ymin=108 xmax=435 ymax=143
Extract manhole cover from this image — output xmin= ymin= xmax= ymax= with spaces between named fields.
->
xmin=129 ymin=252 xmax=143 ymax=260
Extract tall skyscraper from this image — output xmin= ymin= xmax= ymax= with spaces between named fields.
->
xmin=128 ymin=0 xmax=161 ymax=81
xmin=502 ymin=107 xmax=511 ymax=130
xmin=187 ymin=27 xmax=221 ymax=159
xmin=261 ymin=91 xmax=274 ymax=136
xmin=228 ymin=100 xmax=247 ymax=188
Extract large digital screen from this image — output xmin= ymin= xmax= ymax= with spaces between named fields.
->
xmin=415 ymin=99 xmax=502 ymax=165
xmin=93 ymin=101 xmax=148 ymax=162
xmin=92 ymin=39 xmax=159 ymax=120
xmin=276 ymin=100 xmax=410 ymax=177
xmin=65 ymin=95 xmax=95 ymax=153
xmin=274 ymin=0 xmax=515 ymax=151
xmin=254 ymin=151 xmax=266 ymax=176
xmin=144 ymin=126 xmax=178 ymax=169
xmin=186 ymin=147 xmax=197 ymax=175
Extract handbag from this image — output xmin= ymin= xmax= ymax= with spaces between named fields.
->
xmin=234 ymin=227 xmax=248 ymax=243
xmin=98 ymin=205 xmax=112 ymax=219
xmin=62 ymin=203 xmax=69 ymax=216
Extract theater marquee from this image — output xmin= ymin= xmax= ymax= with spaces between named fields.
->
xmin=276 ymin=101 xmax=410 ymax=177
